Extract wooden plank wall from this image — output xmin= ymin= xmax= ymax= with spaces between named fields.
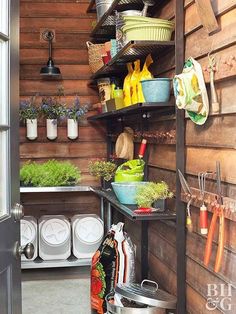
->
xmin=19 ymin=0 xmax=106 ymax=214
xmin=120 ymin=1 xmax=236 ymax=313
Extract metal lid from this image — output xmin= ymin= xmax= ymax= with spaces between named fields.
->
xmin=115 ymin=280 xmax=177 ymax=309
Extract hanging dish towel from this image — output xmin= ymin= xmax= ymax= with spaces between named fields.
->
xmin=173 ymin=57 xmax=209 ymax=125
xmin=115 ymin=127 xmax=134 ymax=160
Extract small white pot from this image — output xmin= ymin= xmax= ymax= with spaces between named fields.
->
xmin=26 ymin=119 xmax=37 ymax=140
xmin=46 ymin=119 xmax=57 ymax=140
xmin=67 ymin=118 xmax=78 ymax=140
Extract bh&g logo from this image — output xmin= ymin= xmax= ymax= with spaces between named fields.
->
xmin=206 ymin=284 xmax=235 ymax=311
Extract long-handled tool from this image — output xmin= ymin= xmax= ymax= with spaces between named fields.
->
xmin=204 ymin=161 xmax=225 ymax=273
xmin=178 ymin=169 xmax=194 ymax=232
xmin=198 ymin=171 xmax=212 ymax=235
xmin=208 ymin=52 xmax=220 ymax=113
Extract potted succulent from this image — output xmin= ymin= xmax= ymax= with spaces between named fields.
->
xmin=136 ymin=181 xmax=173 ymax=212
xmin=41 ymin=96 xmax=66 ymax=140
xmin=88 ymin=160 xmax=117 ymax=189
xmin=66 ymin=96 xmax=89 ymax=140
xmin=19 ymin=96 xmax=39 ymax=140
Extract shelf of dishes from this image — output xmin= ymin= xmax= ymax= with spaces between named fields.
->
xmin=90 ymin=0 xmax=153 ymax=37
xmin=88 ymin=101 xmax=175 ymax=121
xmin=91 ymin=40 xmax=174 ymax=79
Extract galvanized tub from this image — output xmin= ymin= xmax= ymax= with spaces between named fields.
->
xmin=95 ymin=0 xmax=113 ymax=21
xmin=106 ymin=280 xmax=177 ymax=314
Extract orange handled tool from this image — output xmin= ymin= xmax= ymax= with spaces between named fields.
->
xmin=204 ymin=205 xmax=225 ymax=272
xmin=204 ymin=162 xmax=225 ymax=273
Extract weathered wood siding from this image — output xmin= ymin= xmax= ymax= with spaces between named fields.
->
xmin=19 ymin=0 xmax=106 ymax=215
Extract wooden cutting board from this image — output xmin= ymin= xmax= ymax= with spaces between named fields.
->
xmin=195 ymin=0 xmax=219 ymax=35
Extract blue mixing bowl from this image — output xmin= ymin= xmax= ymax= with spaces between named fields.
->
xmin=141 ymin=78 xmax=171 ymax=102
xmin=111 ymin=182 xmax=148 ymax=205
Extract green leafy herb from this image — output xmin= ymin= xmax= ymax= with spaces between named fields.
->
xmin=20 ymin=160 xmax=81 ymax=187
xmin=88 ymin=160 xmax=117 ymax=181
xmin=136 ymin=181 xmax=173 ymax=208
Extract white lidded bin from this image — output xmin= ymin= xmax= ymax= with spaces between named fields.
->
xmin=20 ymin=216 xmax=38 ymax=261
xmin=72 ymin=214 xmax=104 ymax=259
xmin=39 ymin=215 xmax=71 ymax=260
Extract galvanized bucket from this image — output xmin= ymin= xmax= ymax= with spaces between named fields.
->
xmin=95 ymin=0 xmax=113 ymax=21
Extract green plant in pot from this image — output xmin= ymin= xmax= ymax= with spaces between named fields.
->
xmin=88 ymin=160 xmax=117 ymax=189
xmin=20 ymin=160 xmax=81 ymax=187
xmin=136 ymin=181 xmax=173 ymax=211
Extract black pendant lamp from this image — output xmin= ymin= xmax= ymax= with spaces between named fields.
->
xmin=40 ymin=30 xmax=61 ymax=77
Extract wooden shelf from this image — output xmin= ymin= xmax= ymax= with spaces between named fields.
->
xmin=91 ymin=0 xmax=167 ymax=38
xmin=88 ymin=101 xmax=175 ymax=121
xmin=91 ymin=40 xmax=175 ymax=79
xmin=91 ymin=187 xmax=176 ymax=221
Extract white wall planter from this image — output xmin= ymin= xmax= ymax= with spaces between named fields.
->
xmin=67 ymin=118 xmax=78 ymax=140
xmin=26 ymin=119 xmax=37 ymax=140
xmin=46 ymin=119 xmax=57 ymax=140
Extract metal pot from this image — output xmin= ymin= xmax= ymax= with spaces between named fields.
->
xmin=106 ymin=280 xmax=177 ymax=314
xmin=95 ymin=0 xmax=113 ymax=20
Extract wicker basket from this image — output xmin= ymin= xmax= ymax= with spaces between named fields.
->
xmin=87 ymin=41 xmax=105 ymax=73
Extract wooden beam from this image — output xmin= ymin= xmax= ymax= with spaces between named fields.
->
xmin=195 ymin=0 xmax=219 ymax=35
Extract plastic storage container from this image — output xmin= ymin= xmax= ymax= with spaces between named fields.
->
xmin=111 ymin=182 xmax=148 ymax=205
xmin=141 ymin=78 xmax=171 ymax=102
xmin=72 ymin=214 xmax=104 ymax=259
xmin=39 ymin=215 xmax=71 ymax=261
xmin=20 ymin=216 xmax=38 ymax=261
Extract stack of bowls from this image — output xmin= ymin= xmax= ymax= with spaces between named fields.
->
xmin=122 ymin=16 xmax=174 ymax=41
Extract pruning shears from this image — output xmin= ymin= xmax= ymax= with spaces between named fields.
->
xmin=178 ymin=169 xmax=194 ymax=232
xmin=204 ymin=161 xmax=225 ymax=273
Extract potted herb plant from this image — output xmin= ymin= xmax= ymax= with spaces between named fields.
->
xmin=19 ymin=96 xmax=39 ymax=140
xmin=41 ymin=97 xmax=66 ymax=140
xmin=136 ymin=181 xmax=173 ymax=211
xmin=66 ymin=96 xmax=89 ymax=140
xmin=88 ymin=160 xmax=117 ymax=189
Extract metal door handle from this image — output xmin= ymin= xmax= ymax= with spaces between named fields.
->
xmin=12 ymin=203 xmax=24 ymax=221
xmin=14 ymin=242 xmax=35 ymax=260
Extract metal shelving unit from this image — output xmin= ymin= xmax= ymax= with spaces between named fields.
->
xmin=88 ymin=102 xmax=175 ymax=121
xmin=91 ymin=40 xmax=175 ymax=79
xmin=87 ymin=0 xmax=186 ymax=312
xmin=21 ymin=256 xmax=91 ymax=270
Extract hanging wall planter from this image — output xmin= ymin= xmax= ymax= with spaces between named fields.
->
xmin=26 ymin=119 xmax=38 ymax=140
xmin=67 ymin=118 xmax=78 ymax=140
xmin=46 ymin=119 xmax=57 ymax=140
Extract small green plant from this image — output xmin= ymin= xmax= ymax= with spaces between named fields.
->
xmin=20 ymin=160 xmax=81 ymax=187
xmin=136 ymin=181 xmax=173 ymax=208
xmin=20 ymin=95 xmax=39 ymax=121
xmin=88 ymin=160 xmax=117 ymax=181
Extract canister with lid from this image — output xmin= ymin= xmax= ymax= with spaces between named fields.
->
xmin=106 ymin=280 xmax=177 ymax=314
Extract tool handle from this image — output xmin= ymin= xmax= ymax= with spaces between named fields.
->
xmin=200 ymin=204 xmax=208 ymax=235
xmin=204 ymin=207 xmax=218 ymax=266
xmin=138 ymin=139 xmax=147 ymax=159
xmin=186 ymin=215 xmax=193 ymax=232
xmin=214 ymin=209 xmax=225 ymax=272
